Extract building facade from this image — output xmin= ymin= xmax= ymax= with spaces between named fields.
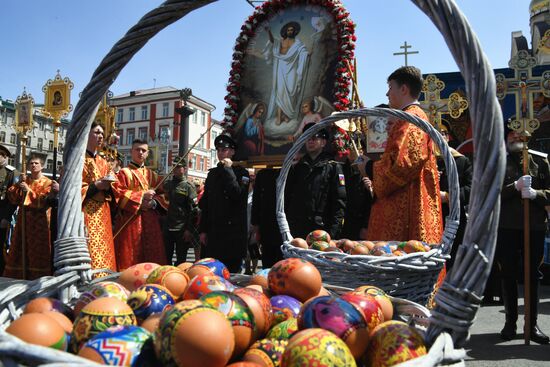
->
xmin=0 ymin=96 xmax=68 ymax=175
xmin=110 ymin=87 xmax=220 ymax=182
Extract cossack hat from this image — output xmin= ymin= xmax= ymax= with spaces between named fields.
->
xmin=303 ymin=122 xmax=329 ymax=140
xmin=0 ymin=144 xmax=11 ymax=157
xmin=214 ymin=134 xmax=237 ymax=149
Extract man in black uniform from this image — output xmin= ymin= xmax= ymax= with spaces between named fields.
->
xmin=251 ymin=168 xmax=284 ymax=268
xmin=285 ymin=123 xmax=347 ymax=239
xmin=496 ymin=129 xmax=550 ymax=344
xmin=0 ymin=144 xmax=18 ymax=274
xmin=199 ymin=135 xmax=250 ymax=273
xmin=163 ymin=157 xmax=198 ymax=265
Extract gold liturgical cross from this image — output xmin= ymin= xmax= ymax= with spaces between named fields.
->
xmin=393 ymin=41 xmax=419 ymax=66
xmin=495 ymin=50 xmax=550 ymax=135
xmin=419 ymin=74 xmax=469 ymax=130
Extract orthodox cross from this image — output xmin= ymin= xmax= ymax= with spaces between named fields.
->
xmin=393 ymin=41 xmax=419 ymax=66
xmin=495 ymin=49 xmax=550 ymax=136
xmin=419 ymin=74 xmax=469 ymax=131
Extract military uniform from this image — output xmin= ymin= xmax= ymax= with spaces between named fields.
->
xmin=285 ymin=151 xmax=347 ymax=239
xmin=164 ymin=170 xmax=197 ymax=265
xmin=341 ymin=160 xmax=373 ymax=240
xmin=496 ymin=149 xmax=550 ymax=343
xmin=199 ymin=135 xmax=250 ymax=272
xmin=0 ymin=145 xmax=18 ymax=274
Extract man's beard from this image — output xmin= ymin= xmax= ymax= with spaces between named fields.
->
xmin=507 ymin=141 xmax=523 ymax=152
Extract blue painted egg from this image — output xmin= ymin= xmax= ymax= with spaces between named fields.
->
xmin=270 ymin=295 xmax=302 ymax=325
xmin=127 ymin=284 xmax=175 ymax=323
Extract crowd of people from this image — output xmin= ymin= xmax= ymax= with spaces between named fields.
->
xmin=0 ymin=66 xmax=548 ymax=344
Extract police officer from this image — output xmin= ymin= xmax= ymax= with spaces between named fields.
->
xmin=496 ymin=129 xmax=550 ymax=344
xmin=0 ymin=144 xmax=18 ymax=274
xmin=164 ymin=156 xmax=198 ymax=265
xmin=199 ymin=134 xmax=249 ymax=273
xmin=285 ymin=123 xmax=347 ymax=239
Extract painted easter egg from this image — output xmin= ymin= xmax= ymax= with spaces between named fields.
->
xmin=188 ymin=257 xmax=230 ymax=280
xmin=118 ymin=262 xmax=160 ymax=292
xmin=268 ymin=258 xmax=321 ymax=302
xmin=306 ymin=229 xmax=331 ymax=245
xmin=340 ymin=292 xmax=384 ymax=331
xmin=73 ymin=281 xmax=130 ymax=316
xmin=242 ymin=338 xmax=288 ymax=367
xmin=6 ymin=313 xmax=68 ymax=351
xmin=146 ymin=265 xmax=189 ymax=299
xmin=78 ymin=325 xmax=151 ymax=365
xmin=281 ymin=328 xmax=356 ymax=367
xmin=182 ymin=274 xmax=235 ymax=300
xmin=127 ymin=284 xmax=175 ymax=323
xmin=265 ymin=318 xmax=298 ymax=341
xmin=298 ymin=296 xmax=369 ymax=358
xmin=234 ymin=287 xmax=273 ymax=339
xmin=365 ymin=320 xmax=427 ymax=367
xmin=353 ymin=285 xmax=394 ymax=321
xmin=270 ymin=295 xmax=302 ymax=325
xmin=23 ymin=297 xmax=74 ymax=320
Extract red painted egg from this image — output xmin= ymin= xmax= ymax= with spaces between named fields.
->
xmin=146 ymin=265 xmax=189 ymax=299
xmin=118 ymin=262 xmax=160 ymax=292
xmin=306 ymin=229 xmax=331 ymax=245
xmin=268 ymin=258 xmax=322 ymax=302
xmin=234 ymin=287 xmax=273 ymax=339
xmin=353 ymin=285 xmax=393 ymax=321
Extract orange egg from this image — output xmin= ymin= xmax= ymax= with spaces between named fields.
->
xmin=186 ymin=264 xmax=214 ymax=279
xmin=249 ymin=274 xmax=269 ymax=290
xmin=290 ymin=237 xmax=308 ymax=249
xmin=360 ymin=240 xmax=376 ymax=251
xmin=43 ymin=310 xmax=73 ymax=333
xmin=141 ymin=313 xmax=162 ymax=333
xmin=317 ymin=287 xmax=331 ymax=296
xmin=23 ymin=297 xmax=74 ymax=320
xmin=226 ymin=363 xmax=263 ymax=367
xmin=268 ymin=258 xmax=322 ymax=303
xmin=118 ymin=262 xmax=160 ymax=292
xmin=146 ymin=265 xmax=189 ymax=299
xmin=351 ymin=244 xmax=369 ymax=255
xmin=342 ymin=239 xmax=356 ymax=252
xmin=7 ymin=313 xmax=67 ymax=350
xmin=353 ymin=285 xmax=393 ymax=320
xmin=177 ymin=262 xmax=193 ymax=273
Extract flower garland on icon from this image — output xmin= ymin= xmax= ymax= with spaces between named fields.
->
xmin=222 ymin=0 xmax=356 ymax=158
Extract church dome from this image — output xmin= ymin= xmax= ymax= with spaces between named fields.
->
xmin=531 ymin=0 xmax=550 ymax=18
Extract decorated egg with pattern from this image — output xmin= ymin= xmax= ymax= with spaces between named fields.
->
xmin=78 ymin=325 xmax=151 ymax=365
xmin=341 ymin=292 xmax=384 ymax=331
xmin=306 ymin=229 xmax=331 ymax=245
xmin=6 ymin=313 xmax=68 ymax=351
xmin=188 ymin=257 xmax=230 ymax=280
xmin=298 ymin=296 xmax=370 ymax=358
xmin=154 ymin=300 xmax=234 ymax=367
xmin=234 ymin=287 xmax=273 ymax=339
xmin=118 ymin=262 xmax=160 ymax=292
xmin=70 ymin=297 xmax=137 ymax=353
xmin=353 ymin=285 xmax=394 ymax=321
xmin=268 ymin=258 xmax=321 ymax=302
xmin=73 ymin=281 xmax=130 ymax=316
xmin=265 ymin=318 xmax=298 ymax=341
xmin=270 ymin=295 xmax=301 ymax=325
xmin=182 ymin=274 xmax=235 ymax=300
xmin=127 ymin=284 xmax=175 ymax=323
xmin=310 ymin=240 xmax=330 ymax=251
xmin=200 ymin=291 xmax=255 ymax=359
xmin=24 ymin=297 xmax=74 ymax=321
xmin=242 ymin=338 xmax=288 ymax=367
xmin=281 ymin=328 xmax=356 ymax=367
xmin=146 ymin=265 xmax=189 ymax=299
xmin=366 ymin=320 xmax=427 ymax=367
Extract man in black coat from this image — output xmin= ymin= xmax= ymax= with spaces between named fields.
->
xmin=0 ymin=144 xmax=18 ymax=274
xmin=496 ymin=129 xmax=550 ymax=344
xmin=199 ymin=135 xmax=250 ymax=273
xmin=285 ymin=123 xmax=347 ymax=239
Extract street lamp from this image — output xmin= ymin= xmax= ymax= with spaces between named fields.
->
xmin=159 ymin=127 xmax=171 ymax=174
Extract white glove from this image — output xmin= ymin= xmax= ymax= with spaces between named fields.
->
xmin=514 ymin=175 xmax=532 ymax=191
xmin=521 ymin=187 xmax=537 ymax=200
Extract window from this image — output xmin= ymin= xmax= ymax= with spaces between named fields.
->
xmin=129 ymin=107 xmax=136 ymax=121
xmin=162 ymin=103 xmax=169 ymax=117
xmin=117 ymin=108 xmax=123 ymax=123
xmin=27 ymin=137 xmax=31 ymax=147
xmin=8 ymin=158 xmax=15 ymax=167
xmin=117 ymin=129 xmax=123 ymax=144
xmin=200 ymin=111 xmax=206 ymax=127
xmin=37 ymin=138 xmax=43 ymax=150
xmin=0 ymin=132 xmax=5 ymax=142
xmin=211 ymin=131 xmax=218 ymax=147
xmin=10 ymin=134 xmax=16 ymax=144
xmin=126 ymin=128 xmax=135 ymax=145
xmin=58 ymin=143 xmax=63 ymax=152
xmin=141 ymin=105 xmax=148 ymax=120
xmin=189 ymin=155 xmax=195 ymax=170
xmin=138 ymin=127 xmax=148 ymax=140
xmin=211 ymin=149 xmax=218 ymax=167
xmin=39 ymin=121 xmax=44 ymax=131
xmin=47 ymin=159 xmax=53 ymax=172
xmin=199 ymin=136 xmax=205 ymax=149
xmin=48 ymin=140 xmax=54 ymax=151
xmin=191 ymin=113 xmax=197 ymax=124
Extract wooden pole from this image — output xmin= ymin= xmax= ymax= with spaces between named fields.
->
xmin=522 ymin=136 xmax=531 ymax=345
xmin=20 ymin=135 xmax=27 ymax=280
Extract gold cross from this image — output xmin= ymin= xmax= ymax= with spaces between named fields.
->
xmin=393 ymin=41 xmax=419 ymax=66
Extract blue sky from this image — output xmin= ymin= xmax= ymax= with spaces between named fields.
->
xmin=0 ymin=0 xmax=531 ymax=120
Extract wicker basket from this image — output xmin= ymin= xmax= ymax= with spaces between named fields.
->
xmin=0 ymin=0 xmax=504 ymax=366
xmin=279 ymin=106 xmax=460 ymax=306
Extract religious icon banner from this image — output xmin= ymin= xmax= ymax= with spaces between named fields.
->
xmin=223 ymin=0 xmax=356 ymax=165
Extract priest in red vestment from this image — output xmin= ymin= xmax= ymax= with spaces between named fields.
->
xmin=366 ymin=66 xmax=443 ymax=244
xmin=3 ymin=153 xmax=58 ymax=279
xmin=113 ymin=139 xmax=168 ymax=270
xmin=82 ymin=122 xmax=118 ymax=277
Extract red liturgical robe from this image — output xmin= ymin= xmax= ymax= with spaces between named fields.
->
xmin=82 ymin=152 xmax=117 ymax=277
xmin=3 ymin=176 xmax=54 ymax=279
xmin=366 ymin=104 xmax=443 ymax=244
xmin=114 ymin=163 xmax=167 ymax=270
